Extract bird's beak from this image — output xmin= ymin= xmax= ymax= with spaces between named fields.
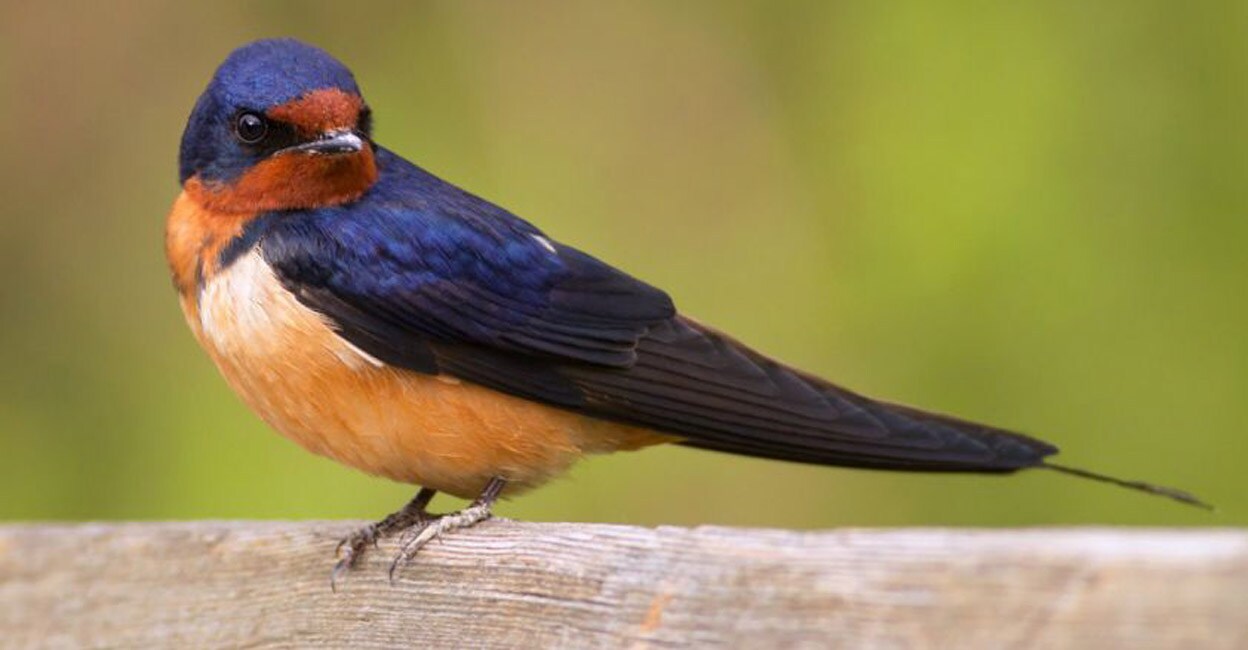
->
xmin=282 ymin=130 xmax=366 ymax=156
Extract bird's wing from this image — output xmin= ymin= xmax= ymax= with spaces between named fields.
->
xmin=564 ymin=316 xmax=1055 ymax=470
xmin=259 ymin=168 xmax=674 ymax=376
xmin=260 ymin=157 xmax=1055 ymax=471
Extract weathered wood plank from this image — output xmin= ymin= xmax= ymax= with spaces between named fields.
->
xmin=0 ymin=522 xmax=1243 ymax=649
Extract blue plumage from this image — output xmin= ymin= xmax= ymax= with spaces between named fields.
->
xmin=259 ymin=148 xmax=675 ymax=369
xmin=213 ymin=39 xmax=359 ymax=109
xmin=180 ymin=39 xmax=361 ymax=183
xmin=181 ymin=37 xmax=1063 ymax=477
xmin=236 ymin=147 xmax=1051 ymax=471
xmin=166 ymin=39 xmax=1207 ymax=575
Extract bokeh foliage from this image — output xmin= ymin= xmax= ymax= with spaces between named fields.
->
xmin=1 ymin=2 xmax=1243 ymax=527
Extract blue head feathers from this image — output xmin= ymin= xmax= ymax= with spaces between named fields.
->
xmin=179 ymin=39 xmax=365 ymax=184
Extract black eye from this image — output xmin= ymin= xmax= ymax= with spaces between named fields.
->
xmin=235 ymin=112 xmax=268 ymax=143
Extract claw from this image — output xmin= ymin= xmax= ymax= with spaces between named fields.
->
xmin=330 ymin=558 xmax=350 ymax=592
xmin=330 ymin=527 xmax=372 ymax=591
xmin=388 ymin=555 xmax=402 ymax=586
xmin=387 ymin=502 xmax=495 ymax=581
xmin=331 ymin=479 xmax=506 ymax=589
xmin=327 ymin=486 xmax=439 ymax=591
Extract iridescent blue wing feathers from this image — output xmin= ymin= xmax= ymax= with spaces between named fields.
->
xmin=261 ymin=149 xmax=675 ymax=370
xmin=260 ymin=148 xmax=1057 ymax=473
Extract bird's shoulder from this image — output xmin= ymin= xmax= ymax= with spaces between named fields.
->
xmin=260 ymin=148 xmax=621 ymax=294
xmin=251 ymin=146 xmax=676 ymax=370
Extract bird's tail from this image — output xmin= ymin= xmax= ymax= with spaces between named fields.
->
xmin=1041 ymin=462 xmax=1212 ymax=510
xmin=857 ymin=398 xmax=1213 ymax=509
xmin=573 ymin=317 xmax=1211 ymax=509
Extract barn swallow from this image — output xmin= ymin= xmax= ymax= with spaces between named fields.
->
xmin=166 ymin=39 xmax=1207 ymax=586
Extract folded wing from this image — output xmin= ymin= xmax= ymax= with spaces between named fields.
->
xmin=261 ymin=152 xmax=1056 ymax=473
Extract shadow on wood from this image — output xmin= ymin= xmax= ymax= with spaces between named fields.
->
xmin=0 ymin=522 xmax=1245 ymax=648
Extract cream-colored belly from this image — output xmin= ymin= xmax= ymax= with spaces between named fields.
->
xmin=186 ymin=250 xmax=668 ymax=498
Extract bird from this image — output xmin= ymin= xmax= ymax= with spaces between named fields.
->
xmin=166 ymin=39 xmax=1207 ymax=586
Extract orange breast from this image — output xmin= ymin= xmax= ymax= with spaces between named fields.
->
xmin=186 ymin=248 xmax=672 ymax=498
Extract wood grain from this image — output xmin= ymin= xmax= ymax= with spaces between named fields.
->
xmin=0 ymin=522 xmax=1244 ymax=649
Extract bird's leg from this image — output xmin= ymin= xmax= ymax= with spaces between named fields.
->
xmin=389 ymin=476 xmax=508 ymax=582
xmin=332 ymin=486 xmax=437 ymax=590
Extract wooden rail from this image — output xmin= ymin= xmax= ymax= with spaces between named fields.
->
xmin=0 ymin=522 xmax=1244 ymax=648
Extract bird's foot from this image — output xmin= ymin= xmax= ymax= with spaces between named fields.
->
xmin=387 ymin=503 xmax=489 ymax=582
xmin=388 ymin=476 xmax=507 ymax=583
xmin=334 ymin=519 xmax=433 ymax=588
xmin=331 ymin=486 xmax=436 ymax=591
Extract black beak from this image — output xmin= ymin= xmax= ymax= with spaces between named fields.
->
xmin=282 ymin=130 xmax=366 ymax=156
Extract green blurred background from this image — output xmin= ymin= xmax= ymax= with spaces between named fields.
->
xmin=1 ymin=1 xmax=1243 ymax=528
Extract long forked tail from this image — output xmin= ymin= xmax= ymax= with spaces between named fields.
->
xmin=567 ymin=317 xmax=1213 ymax=510
xmin=1043 ymin=462 xmax=1213 ymax=510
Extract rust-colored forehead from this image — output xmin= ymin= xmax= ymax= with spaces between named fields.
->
xmin=267 ymin=88 xmax=364 ymax=134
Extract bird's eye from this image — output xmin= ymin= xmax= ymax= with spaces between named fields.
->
xmin=235 ymin=112 xmax=268 ymax=143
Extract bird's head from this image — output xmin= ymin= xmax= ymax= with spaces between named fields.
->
xmin=179 ymin=39 xmax=378 ymax=213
